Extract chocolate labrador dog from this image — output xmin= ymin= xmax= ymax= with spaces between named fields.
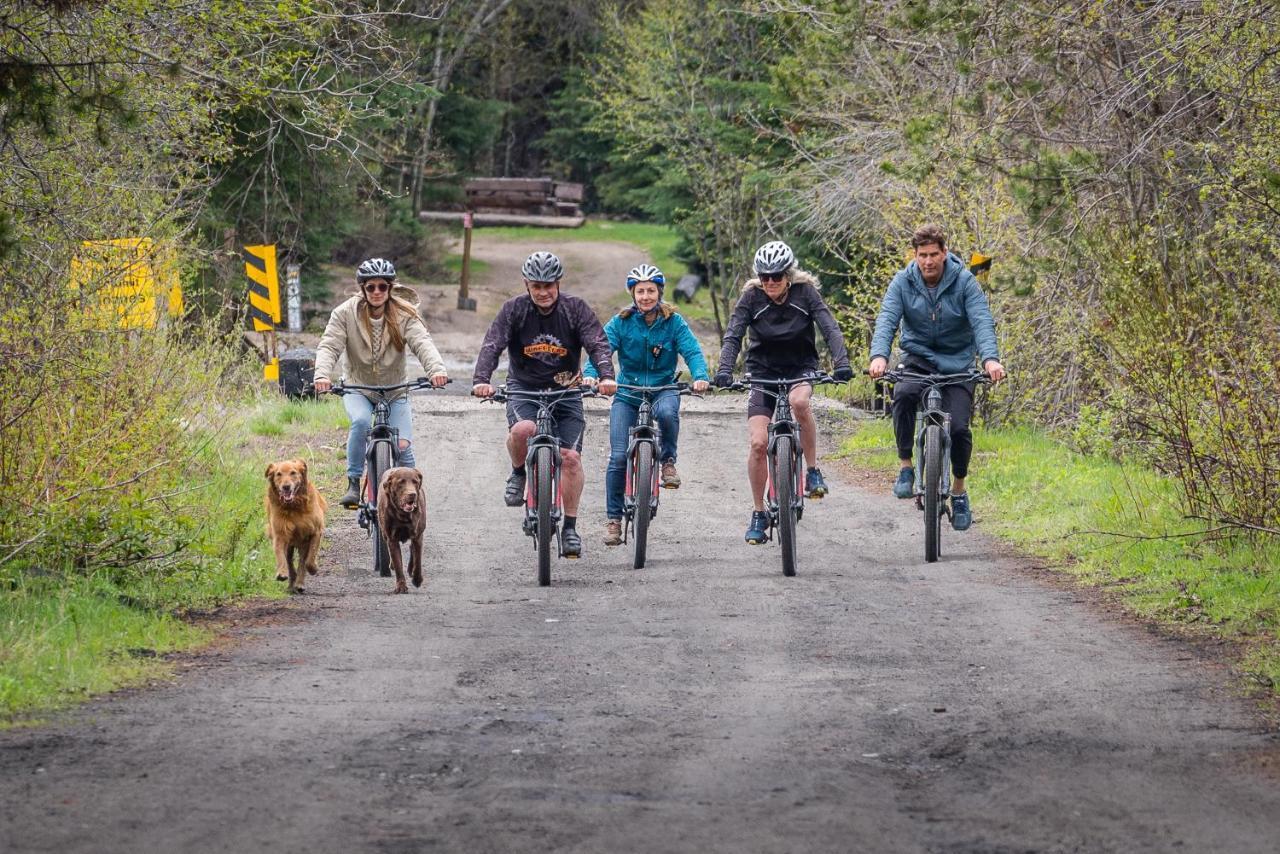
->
xmin=377 ymin=467 xmax=426 ymax=594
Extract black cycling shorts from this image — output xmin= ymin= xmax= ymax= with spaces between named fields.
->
xmin=505 ymin=382 xmax=587 ymax=452
xmin=747 ymin=381 xmax=812 ymax=420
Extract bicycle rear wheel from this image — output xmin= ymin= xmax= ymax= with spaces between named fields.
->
xmin=776 ymin=435 xmax=798 ymax=577
xmin=371 ymin=441 xmax=393 ymax=577
xmin=923 ymin=424 xmax=943 ymax=563
xmin=632 ymin=441 xmax=653 ymax=569
xmin=535 ymin=446 xmax=553 ymax=587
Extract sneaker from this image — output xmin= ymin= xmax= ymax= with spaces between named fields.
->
xmin=951 ymin=492 xmax=972 ymax=531
xmin=603 ymin=519 xmax=623 ymax=546
xmin=661 ymin=460 xmax=681 ymax=489
xmin=561 ymin=526 xmax=582 ymax=558
xmin=893 ymin=466 xmax=915 ymax=499
xmin=504 ymin=469 xmax=526 ymax=507
xmin=339 ymin=476 xmax=361 ymax=509
xmin=744 ymin=511 xmax=769 ymax=544
xmin=805 ymin=467 xmax=828 ymax=498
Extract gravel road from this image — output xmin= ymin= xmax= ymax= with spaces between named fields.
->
xmin=1 ymin=236 xmax=1277 ymax=853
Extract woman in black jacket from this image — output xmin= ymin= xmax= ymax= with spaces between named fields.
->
xmin=715 ymin=241 xmax=854 ymax=544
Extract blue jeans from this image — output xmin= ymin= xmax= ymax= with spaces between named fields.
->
xmin=344 ymin=393 xmax=415 ymax=478
xmin=606 ymin=391 xmax=680 ymax=520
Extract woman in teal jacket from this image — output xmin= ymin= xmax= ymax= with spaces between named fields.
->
xmin=585 ymin=264 xmax=711 ymax=545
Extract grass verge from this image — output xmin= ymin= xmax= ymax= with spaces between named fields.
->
xmin=839 ymin=419 xmax=1280 ymax=697
xmin=0 ymin=394 xmax=348 ymax=724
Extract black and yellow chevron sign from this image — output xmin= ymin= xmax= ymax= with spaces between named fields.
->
xmin=244 ymin=244 xmax=281 ymax=331
xmin=969 ymin=252 xmax=993 ymax=284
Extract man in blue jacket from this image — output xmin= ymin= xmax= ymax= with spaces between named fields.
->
xmin=585 ymin=264 xmax=710 ymax=546
xmin=867 ymin=224 xmax=1006 ymax=531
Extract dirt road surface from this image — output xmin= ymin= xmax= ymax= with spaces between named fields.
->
xmin=2 ymin=235 xmax=1278 ymax=853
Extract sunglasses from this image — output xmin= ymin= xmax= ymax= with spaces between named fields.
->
xmin=363 ymin=282 xmax=390 ymax=293
xmin=758 ymin=272 xmax=787 ymax=283
xmin=627 ymin=274 xmax=665 ymax=287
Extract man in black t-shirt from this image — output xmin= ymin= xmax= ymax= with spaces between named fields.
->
xmin=472 ymin=251 xmax=617 ymax=557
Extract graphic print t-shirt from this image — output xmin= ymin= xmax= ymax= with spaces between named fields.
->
xmin=472 ymin=294 xmax=613 ymax=388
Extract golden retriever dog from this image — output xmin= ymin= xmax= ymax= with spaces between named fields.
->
xmin=264 ymin=459 xmax=326 ymax=594
xmin=377 ymin=467 xmax=426 ymax=594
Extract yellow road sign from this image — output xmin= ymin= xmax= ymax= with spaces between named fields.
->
xmin=244 ymin=244 xmax=281 ymax=331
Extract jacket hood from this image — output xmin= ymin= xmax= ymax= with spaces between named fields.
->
xmin=345 ymin=282 xmax=422 ymax=308
xmin=742 ymin=268 xmax=820 ymax=292
xmin=906 ymin=252 xmax=965 ymax=292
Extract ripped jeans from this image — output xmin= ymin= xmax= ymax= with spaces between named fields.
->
xmin=343 ymin=393 xmax=415 ymax=478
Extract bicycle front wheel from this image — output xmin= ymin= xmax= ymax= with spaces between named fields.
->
xmin=535 ymin=446 xmax=553 ymax=587
xmin=632 ymin=441 xmax=653 ymax=569
xmin=775 ymin=435 xmax=798 ymax=577
xmin=371 ymin=441 xmax=393 ymax=577
xmin=923 ymin=424 xmax=943 ymax=563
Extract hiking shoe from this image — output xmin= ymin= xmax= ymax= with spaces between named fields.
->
xmin=951 ymin=492 xmax=972 ymax=531
xmin=339 ymin=476 xmax=361 ymax=509
xmin=744 ymin=511 xmax=770 ymax=544
xmin=805 ymin=467 xmax=828 ymax=499
xmin=561 ymin=526 xmax=582 ymax=558
xmin=893 ymin=466 xmax=915 ymax=499
xmin=603 ymin=519 xmax=623 ymax=546
xmin=661 ymin=459 xmax=681 ymax=489
xmin=504 ymin=469 xmax=526 ymax=507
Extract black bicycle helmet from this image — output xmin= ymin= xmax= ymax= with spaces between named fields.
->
xmin=753 ymin=241 xmax=795 ymax=276
xmin=356 ymin=257 xmax=397 ymax=282
xmin=521 ymin=251 xmax=564 ymax=283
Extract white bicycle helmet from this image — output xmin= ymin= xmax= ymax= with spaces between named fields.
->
xmin=625 ymin=263 xmax=665 ymax=289
xmin=521 ymin=251 xmax=564 ymax=283
xmin=753 ymin=241 xmax=795 ymax=276
xmin=356 ymin=257 xmax=396 ymax=282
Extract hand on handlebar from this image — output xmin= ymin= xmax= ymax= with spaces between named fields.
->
xmin=983 ymin=359 xmax=1007 ymax=383
xmin=429 ymin=373 xmax=449 ymax=389
xmin=867 ymin=357 xmax=888 ymax=379
xmin=313 ymin=378 xmax=332 ymax=394
xmin=598 ymin=379 xmax=618 ymax=396
xmin=692 ymin=379 xmax=710 ymax=393
xmin=832 ymin=365 xmax=855 ymax=383
xmin=713 ymin=371 xmax=734 ymax=389
xmin=472 ymin=383 xmax=495 ymax=398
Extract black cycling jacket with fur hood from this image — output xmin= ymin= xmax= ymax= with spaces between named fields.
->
xmin=717 ymin=274 xmax=850 ymax=379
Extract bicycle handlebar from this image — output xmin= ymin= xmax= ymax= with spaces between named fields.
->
xmin=485 ymin=385 xmax=600 ymax=404
xmin=875 ymin=368 xmax=992 ymax=386
xmin=326 ymin=377 xmax=452 ymax=397
xmin=615 ymin=381 xmax=696 ymax=395
xmin=719 ymin=373 xmax=839 ymax=393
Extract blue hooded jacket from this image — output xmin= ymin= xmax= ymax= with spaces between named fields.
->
xmin=870 ymin=252 xmax=1000 ymax=374
xmin=584 ymin=303 xmax=710 ymax=404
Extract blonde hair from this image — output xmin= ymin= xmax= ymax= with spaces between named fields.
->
xmin=356 ymin=291 xmax=416 ymax=352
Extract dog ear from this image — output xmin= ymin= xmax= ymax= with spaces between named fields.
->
xmin=413 ymin=470 xmax=423 ymax=487
xmin=295 ymin=459 xmax=308 ymax=479
xmin=265 ymin=463 xmax=276 ymax=479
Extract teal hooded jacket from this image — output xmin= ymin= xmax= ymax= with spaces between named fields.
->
xmin=870 ymin=252 xmax=1000 ymax=374
xmin=584 ymin=303 xmax=709 ymax=403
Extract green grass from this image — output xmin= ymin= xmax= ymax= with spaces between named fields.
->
xmin=0 ymin=394 xmax=347 ymax=721
xmin=442 ymin=253 xmax=491 ymax=280
xmin=840 ymin=420 xmax=1280 ymax=694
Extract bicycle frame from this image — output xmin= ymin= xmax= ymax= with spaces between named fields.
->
xmin=491 ymin=386 xmax=595 ymax=548
xmin=617 ymin=383 xmax=690 ymax=539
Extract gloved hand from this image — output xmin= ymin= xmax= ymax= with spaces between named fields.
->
xmin=713 ymin=371 xmax=734 ymax=388
xmin=832 ymin=365 xmax=854 ymax=382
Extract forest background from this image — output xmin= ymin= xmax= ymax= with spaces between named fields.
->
xmin=2 ymin=1 xmax=1278 ymax=708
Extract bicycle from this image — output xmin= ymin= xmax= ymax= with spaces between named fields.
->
xmin=725 ymin=373 xmax=837 ymax=577
xmin=615 ymin=381 xmax=697 ymax=569
xmin=487 ymin=385 xmax=599 ymax=586
xmin=328 ymin=377 xmax=446 ymax=577
xmin=879 ymin=366 xmax=992 ymax=562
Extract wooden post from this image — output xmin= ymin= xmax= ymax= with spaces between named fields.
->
xmin=458 ymin=211 xmax=476 ymax=311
